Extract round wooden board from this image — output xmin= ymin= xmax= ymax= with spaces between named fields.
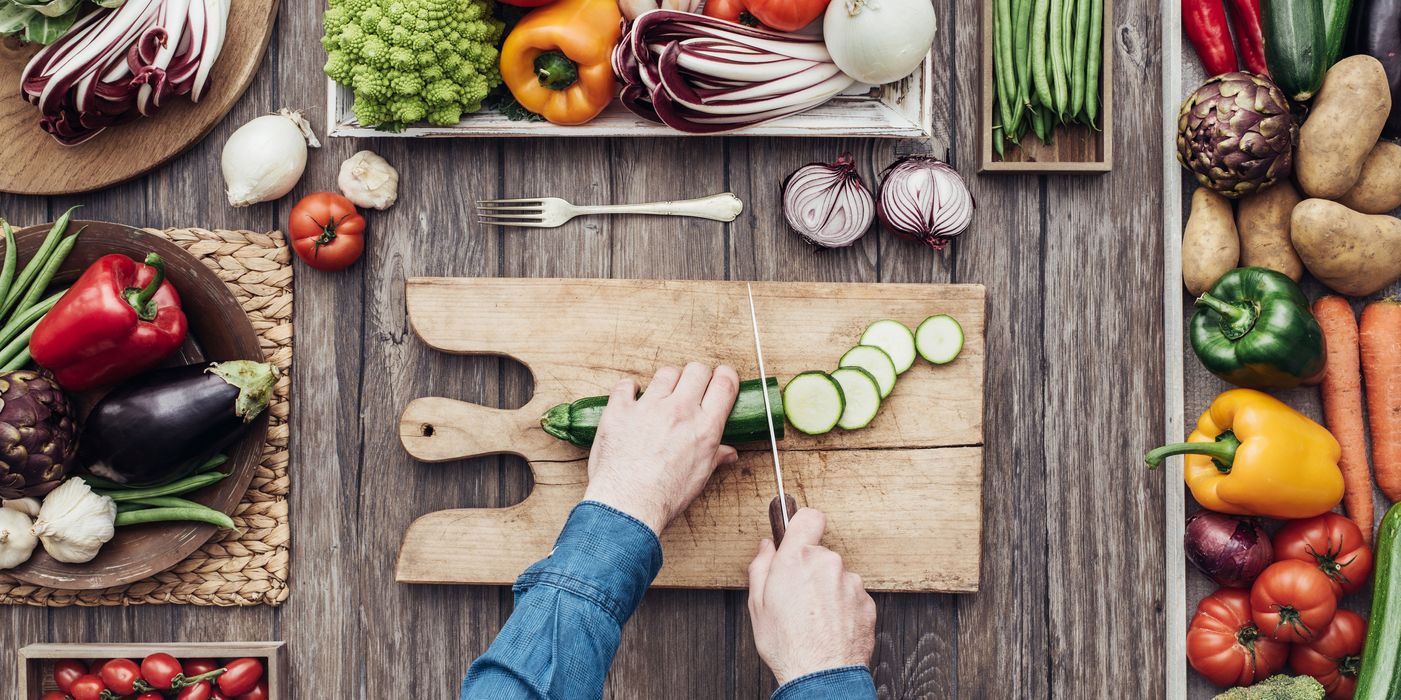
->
xmin=5 ymin=222 xmax=268 ymax=590
xmin=0 ymin=0 xmax=280 ymax=195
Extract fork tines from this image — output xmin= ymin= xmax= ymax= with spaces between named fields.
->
xmin=476 ymin=198 xmax=547 ymax=228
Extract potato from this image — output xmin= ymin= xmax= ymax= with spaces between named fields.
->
xmin=1296 ymin=56 xmax=1393 ymax=199
xmin=1236 ymin=180 xmax=1303 ymax=281
xmin=1291 ymin=198 xmax=1401 ymax=296
xmin=1182 ymin=188 xmax=1240 ymax=296
xmin=1338 ymin=141 xmax=1401 ymax=214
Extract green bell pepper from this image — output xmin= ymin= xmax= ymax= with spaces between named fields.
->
xmin=1190 ymin=267 xmax=1326 ymax=390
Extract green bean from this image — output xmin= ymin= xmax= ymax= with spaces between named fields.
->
xmin=0 ymin=316 xmax=42 ymax=370
xmin=0 ymin=289 xmax=63 ymax=356
xmin=0 ymin=222 xmax=18 ymax=311
xmin=1062 ymin=0 xmax=1074 ymax=70
xmin=1085 ymin=0 xmax=1103 ymax=126
xmin=0 ymin=348 xmax=30 ymax=373
xmin=2 ymin=206 xmax=76 ymax=319
xmin=993 ymin=110 xmax=1006 ymax=158
xmin=1014 ymin=0 xmax=1034 ymax=109
xmin=132 ymin=496 xmax=205 ymax=510
xmin=1048 ymin=0 xmax=1068 ymax=117
xmin=994 ymin=0 xmax=1018 ymax=144
xmin=116 ymin=502 xmax=151 ymax=515
xmin=1031 ymin=103 xmax=1049 ymax=142
xmin=194 ymin=453 xmax=229 ymax=474
xmin=116 ymin=506 xmax=237 ymax=531
xmin=97 ymin=471 xmax=228 ymax=502
xmin=1070 ymin=0 xmax=1091 ymax=118
xmin=1031 ymin=0 xmax=1053 ymax=110
xmin=12 ymin=230 xmax=79 ymax=320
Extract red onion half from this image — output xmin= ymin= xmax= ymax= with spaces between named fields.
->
xmin=1185 ymin=511 xmax=1273 ymax=588
xmin=781 ymin=153 xmax=875 ymax=248
xmin=877 ymin=155 xmax=975 ymax=251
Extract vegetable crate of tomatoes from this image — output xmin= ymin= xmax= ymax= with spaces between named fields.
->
xmin=17 ymin=643 xmax=285 ymax=700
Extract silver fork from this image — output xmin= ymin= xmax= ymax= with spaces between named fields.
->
xmin=476 ymin=193 xmax=744 ymax=229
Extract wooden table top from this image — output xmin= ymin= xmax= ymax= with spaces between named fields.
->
xmin=0 ymin=0 xmax=1167 ymax=697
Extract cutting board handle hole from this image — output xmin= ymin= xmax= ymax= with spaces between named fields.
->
xmin=420 ymin=423 xmax=435 ymax=437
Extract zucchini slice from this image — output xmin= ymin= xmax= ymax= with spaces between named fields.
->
xmin=916 ymin=315 xmax=965 ymax=365
xmin=859 ymin=320 xmax=916 ymax=374
xmin=838 ymin=345 xmax=897 ymax=398
xmin=830 ymin=367 xmax=882 ymax=430
xmin=782 ymin=372 xmax=845 ymax=436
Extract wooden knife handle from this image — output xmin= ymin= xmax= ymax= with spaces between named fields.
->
xmin=768 ymin=495 xmax=799 ymax=547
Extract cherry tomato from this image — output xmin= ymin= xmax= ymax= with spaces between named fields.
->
xmin=138 ymin=693 xmax=165 ymax=700
xmin=1274 ymin=513 xmax=1374 ymax=596
xmin=741 ymin=0 xmax=827 ymax=31
xmin=100 ymin=658 xmax=145 ymax=695
xmin=216 ymin=658 xmax=265 ymax=696
xmin=1251 ymin=560 xmax=1339 ymax=642
xmin=178 ymin=680 xmax=214 ymax=700
xmin=1291 ymin=609 xmax=1366 ymax=699
xmin=702 ymin=0 xmax=764 ymax=26
xmin=53 ymin=658 xmax=88 ymax=691
xmin=289 ymin=192 xmax=365 ymax=272
xmin=41 ymin=692 xmax=67 ymax=700
xmin=183 ymin=658 xmax=220 ymax=677
xmin=235 ymin=680 xmax=269 ymax=700
xmin=68 ymin=674 xmax=108 ymax=700
xmin=212 ymin=690 xmax=234 ymax=700
xmin=141 ymin=652 xmax=184 ymax=690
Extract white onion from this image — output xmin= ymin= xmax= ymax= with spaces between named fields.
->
xmin=221 ymin=109 xmax=321 ymax=207
xmin=781 ymin=153 xmax=875 ymax=248
xmin=877 ymin=155 xmax=974 ymax=251
xmin=822 ymin=0 xmax=936 ymax=85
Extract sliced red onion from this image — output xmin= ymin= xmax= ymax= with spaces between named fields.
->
xmin=781 ymin=153 xmax=875 ymax=248
xmin=877 ymin=155 xmax=976 ymax=251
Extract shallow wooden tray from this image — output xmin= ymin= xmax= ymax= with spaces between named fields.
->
xmin=979 ymin=0 xmax=1114 ymax=173
xmin=0 ymin=0 xmax=279 ymax=195
xmin=19 ymin=642 xmax=287 ymax=699
xmin=3 ymin=222 xmax=267 ymax=590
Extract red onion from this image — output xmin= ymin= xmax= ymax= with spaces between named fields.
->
xmin=781 ymin=153 xmax=875 ymax=248
xmin=876 ymin=155 xmax=975 ymax=251
xmin=1185 ymin=511 xmax=1273 ymax=588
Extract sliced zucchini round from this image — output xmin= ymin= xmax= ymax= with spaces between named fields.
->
xmin=916 ymin=314 xmax=965 ymax=365
xmin=838 ymin=345 xmax=897 ymax=398
xmin=859 ymin=319 xmax=916 ymax=374
xmin=829 ymin=367 xmax=882 ymax=430
xmin=782 ymin=372 xmax=845 ymax=436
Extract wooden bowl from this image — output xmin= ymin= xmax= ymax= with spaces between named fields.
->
xmin=5 ymin=221 xmax=267 ymax=590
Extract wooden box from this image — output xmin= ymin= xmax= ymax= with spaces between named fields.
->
xmin=18 ymin=642 xmax=287 ymax=699
xmin=979 ymin=0 xmax=1114 ymax=172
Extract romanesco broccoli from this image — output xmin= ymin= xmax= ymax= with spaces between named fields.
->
xmin=322 ymin=0 xmax=504 ymax=130
xmin=1211 ymin=675 xmax=1325 ymax=700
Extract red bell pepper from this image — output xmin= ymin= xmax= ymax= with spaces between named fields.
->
xmin=1227 ymin=0 xmax=1269 ymax=76
xmin=30 ymin=253 xmax=187 ymax=391
xmin=1184 ymin=0 xmax=1240 ymax=76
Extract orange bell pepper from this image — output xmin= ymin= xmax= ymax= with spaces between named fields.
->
xmin=499 ymin=0 xmax=622 ymax=126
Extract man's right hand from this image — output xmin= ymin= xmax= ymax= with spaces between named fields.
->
xmin=746 ymin=508 xmax=877 ymax=687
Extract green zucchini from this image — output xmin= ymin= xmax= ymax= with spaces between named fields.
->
xmin=860 ymin=320 xmax=916 ymax=374
xmin=782 ymin=372 xmax=845 ymax=436
xmin=540 ymin=377 xmax=783 ymax=448
xmin=1357 ymin=502 xmax=1401 ymax=698
xmin=830 ymin=367 xmax=881 ymax=430
xmin=916 ymin=315 xmax=966 ymax=365
xmin=1262 ymin=0 xmax=1328 ymax=101
xmin=1322 ymin=0 xmax=1354 ymax=69
xmin=839 ymin=345 xmax=898 ymax=398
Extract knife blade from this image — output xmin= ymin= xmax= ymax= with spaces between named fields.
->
xmin=746 ymin=283 xmax=798 ymax=546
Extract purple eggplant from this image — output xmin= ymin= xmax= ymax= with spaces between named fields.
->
xmin=80 ymin=360 xmax=279 ymax=485
xmin=1353 ymin=0 xmax=1401 ymax=137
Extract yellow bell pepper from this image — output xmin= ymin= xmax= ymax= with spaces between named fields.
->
xmin=1144 ymin=388 xmax=1344 ymax=519
xmin=499 ymin=0 xmax=622 ymax=126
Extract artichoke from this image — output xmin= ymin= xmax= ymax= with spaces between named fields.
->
xmin=0 ymin=370 xmax=78 ymax=499
xmin=1178 ymin=72 xmax=1299 ymax=199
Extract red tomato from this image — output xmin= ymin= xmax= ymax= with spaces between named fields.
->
xmin=216 ymin=658 xmax=265 ymax=696
xmin=141 ymin=652 xmax=184 ymax=690
xmin=289 ymin=192 xmax=365 ymax=272
xmin=100 ymin=658 xmax=145 ymax=695
xmin=1275 ymin=513 xmax=1374 ymax=597
xmin=212 ymin=690 xmax=234 ymax=700
xmin=742 ymin=0 xmax=829 ymax=31
xmin=703 ymin=0 xmax=764 ymax=26
xmin=235 ymin=680 xmax=270 ymax=700
xmin=178 ymin=680 xmax=214 ymax=700
xmin=41 ymin=692 xmax=67 ymax=700
xmin=53 ymin=659 xmax=88 ymax=691
xmin=138 ymin=694 xmax=165 ymax=700
xmin=1291 ymin=609 xmax=1366 ymax=699
xmin=1186 ymin=587 xmax=1289 ymax=686
xmin=68 ymin=674 xmax=108 ymax=700
xmin=1251 ymin=560 xmax=1339 ymax=642
xmin=184 ymin=658 xmax=220 ymax=677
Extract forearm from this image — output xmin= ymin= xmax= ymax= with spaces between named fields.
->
xmin=461 ymin=501 xmax=662 ymax=700
xmin=772 ymin=666 xmax=877 ymax=700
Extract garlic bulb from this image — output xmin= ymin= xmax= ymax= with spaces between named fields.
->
xmin=619 ymin=0 xmax=701 ymax=20
xmin=3 ymin=497 xmax=41 ymax=518
xmin=222 ymin=109 xmax=322 ymax=207
xmin=32 ymin=478 xmax=116 ymax=564
xmin=338 ymin=150 xmax=399 ymax=210
xmin=0 ymin=506 xmax=36 ymax=569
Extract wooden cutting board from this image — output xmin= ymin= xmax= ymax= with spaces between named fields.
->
xmin=0 ymin=0 xmax=278 ymax=195
xmin=396 ymin=278 xmax=986 ymax=593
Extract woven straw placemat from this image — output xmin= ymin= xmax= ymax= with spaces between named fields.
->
xmin=0 ymin=227 xmax=293 ymax=607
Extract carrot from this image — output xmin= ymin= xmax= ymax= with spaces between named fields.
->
xmin=1314 ymin=296 xmax=1374 ymax=542
xmin=1362 ymin=299 xmax=1401 ymax=504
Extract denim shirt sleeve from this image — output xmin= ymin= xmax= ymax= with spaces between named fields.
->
xmin=773 ymin=666 xmax=878 ymax=700
xmin=460 ymin=500 xmax=662 ymax=700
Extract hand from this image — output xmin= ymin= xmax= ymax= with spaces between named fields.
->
xmin=582 ymin=363 xmax=741 ymax=534
xmin=747 ymin=508 xmax=876 ymax=686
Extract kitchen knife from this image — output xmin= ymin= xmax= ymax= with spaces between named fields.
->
xmin=746 ymin=283 xmax=799 ymax=546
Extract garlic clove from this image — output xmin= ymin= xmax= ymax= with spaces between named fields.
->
xmin=3 ymin=497 xmax=41 ymax=518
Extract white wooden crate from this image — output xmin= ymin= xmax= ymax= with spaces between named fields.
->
xmin=325 ymin=55 xmax=933 ymax=139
